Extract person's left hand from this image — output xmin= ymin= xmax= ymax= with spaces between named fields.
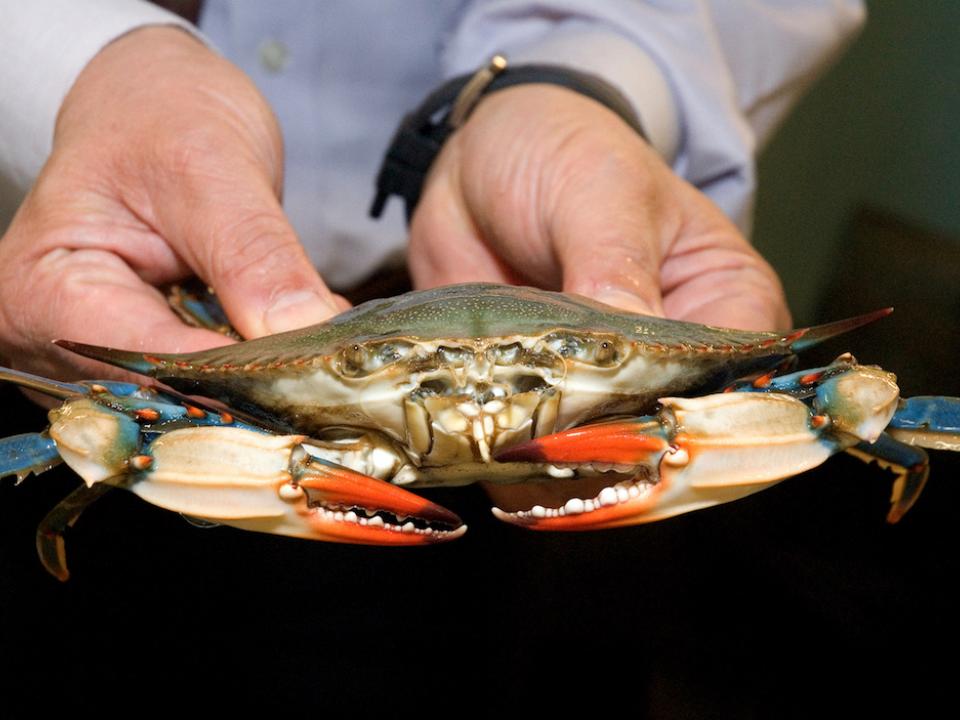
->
xmin=409 ymin=85 xmax=790 ymax=332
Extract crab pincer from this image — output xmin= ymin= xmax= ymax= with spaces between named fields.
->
xmin=1 ymin=367 xmax=465 ymax=580
xmin=492 ymin=360 xmax=952 ymax=531
xmin=260 ymin=452 xmax=465 ymax=544
xmin=491 ymin=391 xmax=850 ymax=532
xmin=491 ymin=418 xmax=671 ymax=528
xmin=63 ymin=416 xmax=463 ymax=545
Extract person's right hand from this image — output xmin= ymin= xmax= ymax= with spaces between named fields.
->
xmin=0 ymin=26 xmax=342 ymax=381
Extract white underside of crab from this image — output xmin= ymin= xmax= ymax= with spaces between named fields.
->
xmin=261 ymin=336 xmax=692 ymax=467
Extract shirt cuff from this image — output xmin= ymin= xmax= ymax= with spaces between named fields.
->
xmin=441 ymin=19 xmax=679 ymax=163
xmin=0 ymin=0 xmax=203 ymax=193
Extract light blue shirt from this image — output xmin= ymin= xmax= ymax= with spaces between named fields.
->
xmin=0 ymin=0 xmax=865 ymax=287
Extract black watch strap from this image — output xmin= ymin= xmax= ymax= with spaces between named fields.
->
xmin=370 ymin=56 xmax=647 ymax=223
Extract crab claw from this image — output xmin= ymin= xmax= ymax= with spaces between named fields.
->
xmin=493 ymin=393 xmax=848 ymax=531
xmin=494 ymin=418 xmax=669 ymax=467
xmin=43 ymin=403 xmax=465 ymax=546
xmin=290 ymin=456 xmax=465 ymax=544
xmin=131 ymin=428 xmax=466 ymax=545
xmin=492 ymin=419 xmax=675 ymax=530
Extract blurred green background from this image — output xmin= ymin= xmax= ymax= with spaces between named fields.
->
xmin=753 ymin=0 xmax=960 ymax=324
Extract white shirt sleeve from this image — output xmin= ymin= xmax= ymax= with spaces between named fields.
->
xmin=441 ymin=0 xmax=865 ymax=233
xmin=0 ymin=0 xmax=198 ymax=195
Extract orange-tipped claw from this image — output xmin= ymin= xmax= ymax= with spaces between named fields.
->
xmin=491 ymin=419 xmax=678 ymax=531
xmin=127 ymin=426 xmax=465 ymax=548
xmin=494 ymin=419 xmax=669 ymax=466
xmin=295 ymin=457 xmax=465 ymax=545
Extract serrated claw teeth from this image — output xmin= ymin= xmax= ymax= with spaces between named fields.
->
xmin=295 ymin=458 xmax=465 ymax=544
xmin=492 ymin=478 xmax=660 ymax=530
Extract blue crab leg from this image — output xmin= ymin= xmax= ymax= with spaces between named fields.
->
xmin=887 ymin=396 xmax=960 ymax=451
xmin=0 ymin=367 xmax=91 ymax=482
xmin=167 ymin=281 xmax=240 ymax=339
xmin=122 ymin=422 xmax=465 ymax=545
xmin=0 ymin=433 xmax=62 ymax=482
xmin=44 ymin=399 xmax=465 ymax=548
xmin=733 ymin=365 xmax=960 ymax=521
xmin=2 ymin=367 xmax=467 ymax=581
xmin=36 ymin=483 xmax=114 ymax=582
xmin=847 ymin=395 xmax=960 ymax=523
xmin=845 ymin=434 xmax=929 ymax=524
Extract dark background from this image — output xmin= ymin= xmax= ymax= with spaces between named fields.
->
xmin=3 ymin=1 xmax=959 ymax=716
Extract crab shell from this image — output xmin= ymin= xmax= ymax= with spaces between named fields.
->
xmin=60 ymin=283 xmax=877 ymax=492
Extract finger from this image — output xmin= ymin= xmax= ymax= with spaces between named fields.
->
xmin=662 ymin=259 xmax=792 ymax=331
xmin=547 ymin=153 xmax=669 ymax=317
xmin=144 ymin=142 xmax=340 ymax=339
xmin=661 ymin=193 xmax=792 ymax=331
xmin=330 ymin=293 xmax=353 ymax=312
xmin=408 ymin=146 xmax=523 ymax=288
xmin=50 ymin=25 xmax=337 ymax=339
xmin=10 ymin=249 xmax=234 ymax=380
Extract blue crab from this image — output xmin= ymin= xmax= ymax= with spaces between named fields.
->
xmin=3 ymin=283 xmax=959 ymax=580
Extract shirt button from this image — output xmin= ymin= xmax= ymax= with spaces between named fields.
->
xmin=258 ymin=38 xmax=289 ymax=74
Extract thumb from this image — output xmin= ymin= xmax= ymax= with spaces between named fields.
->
xmin=155 ymin=171 xmax=341 ymax=339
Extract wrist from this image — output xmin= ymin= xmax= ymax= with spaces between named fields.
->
xmin=371 ymin=56 xmax=646 ymax=223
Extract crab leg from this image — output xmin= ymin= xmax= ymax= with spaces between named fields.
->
xmin=846 ymin=434 xmax=929 ymax=524
xmin=494 ymin=363 xmax=911 ymax=529
xmin=887 ymin=396 xmax=960 ymax=451
xmin=2 ymin=367 xmax=465 ymax=580
xmin=125 ymin=424 xmax=464 ymax=545
xmin=848 ymin=394 xmax=960 ymax=523
xmin=36 ymin=483 xmax=114 ymax=582
xmin=0 ymin=433 xmax=63 ymax=481
xmin=495 ymin=393 xmax=846 ymax=529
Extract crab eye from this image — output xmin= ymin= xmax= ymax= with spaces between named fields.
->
xmin=338 ymin=341 xmax=414 ymax=377
xmin=541 ymin=332 xmax=621 ymax=366
xmin=377 ymin=343 xmax=410 ymax=364
xmin=595 ymin=340 xmax=619 ymax=365
xmin=341 ymin=344 xmax=366 ymax=377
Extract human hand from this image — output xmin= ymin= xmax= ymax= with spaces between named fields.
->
xmin=0 ymin=26 xmax=343 ymax=380
xmin=409 ymin=85 xmax=791 ymax=331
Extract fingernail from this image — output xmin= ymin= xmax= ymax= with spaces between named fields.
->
xmin=594 ymin=289 xmax=660 ymax=316
xmin=263 ymin=289 xmax=336 ymax=334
